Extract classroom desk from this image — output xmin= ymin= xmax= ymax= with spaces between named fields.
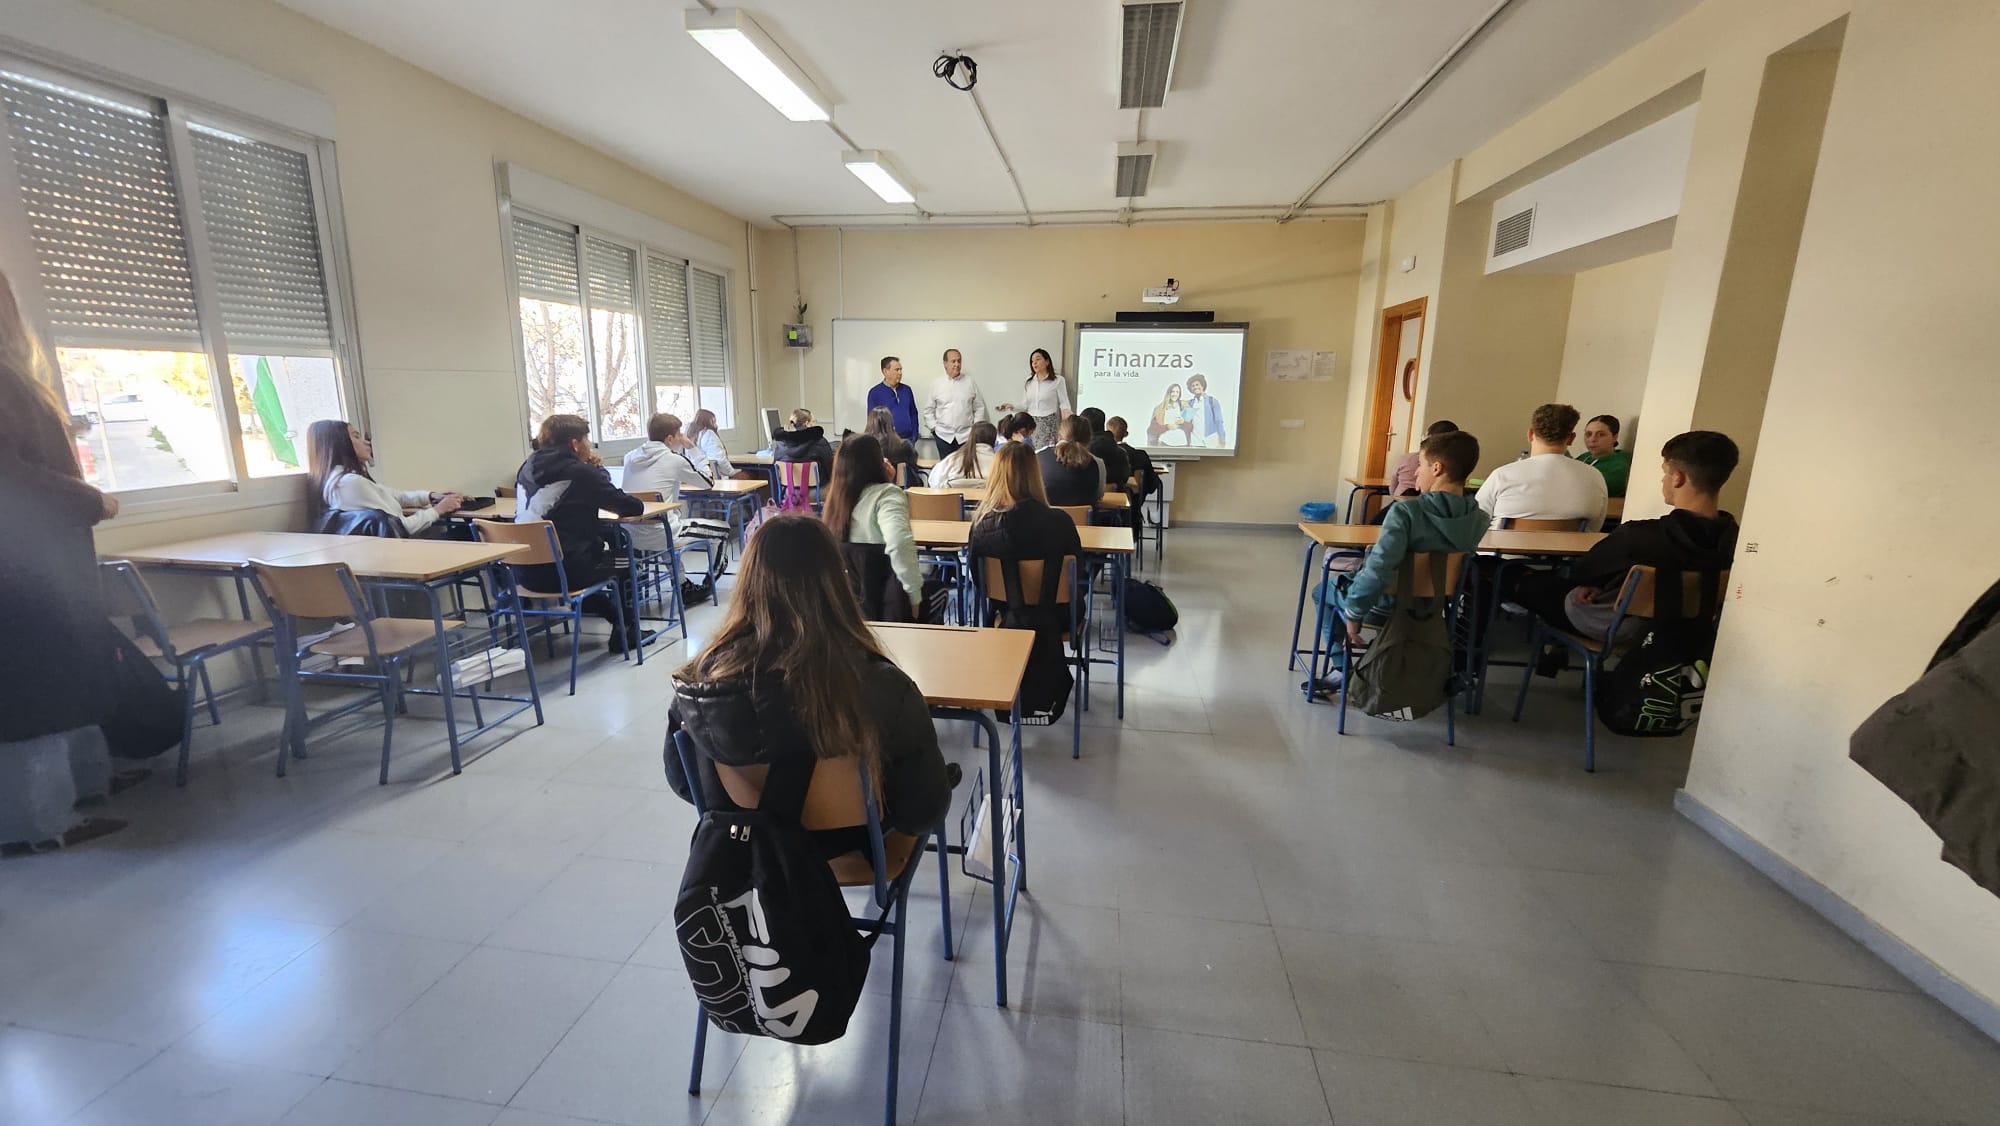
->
xmin=908 ymin=486 xmax=1128 ymax=511
xmin=1286 ymin=522 xmax=1607 ymax=675
xmin=1604 ymin=496 xmax=1625 ymax=521
xmin=872 ymin=622 xmax=1033 ymax=1006
xmin=679 ymin=478 xmax=768 ymax=545
xmin=739 ymin=450 xmax=935 ymax=469
xmin=1343 ymin=475 xmax=1391 ymax=523
xmin=450 ymin=497 xmax=683 ymax=523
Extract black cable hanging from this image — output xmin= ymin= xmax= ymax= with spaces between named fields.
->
xmin=932 ymin=52 xmax=977 ymax=91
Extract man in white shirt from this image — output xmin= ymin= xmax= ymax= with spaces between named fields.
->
xmin=921 ymin=347 xmax=986 ymax=458
xmin=1475 ymin=403 xmax=1607 ymax=532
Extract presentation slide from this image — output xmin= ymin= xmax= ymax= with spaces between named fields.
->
xmin=1075 ymin=323 xmax=1248 ymax=457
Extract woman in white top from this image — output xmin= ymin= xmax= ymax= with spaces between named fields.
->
xmin=686 ymin=408 xmax=742 ymax=478
xmin=306 ymin=420 xmax=460 ymax=536
xmin=621 ymin=412 xmax=734 ymax=554
xmin=927 ymin=420 xmax=998 ymax=487
xmin=998 ymin=348 xmax=1070 ymax=448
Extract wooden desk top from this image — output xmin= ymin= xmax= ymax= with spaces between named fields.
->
xmin=117 ymin=531 xmax=356 ymax=570
xmin=1346 ymin=476 xmax=1390 ymax=490
xmin=462 ymin=497 xmax=681 ymax=523
xmin=682 ymin=479 xmax=768 ymax=495
xmin=1604 ymin=497 xmax=1625 ymax=519
xmin=872 ymin=623 xmax=1032 ymax=710
xmin=909 ymin=519 xmax=1133 ymax=556
xmin=908 ymin=487 xmax=1127 ymax=510
xmin=273 ymin=538 xmax=527 ymax=582
xmin=1297 ymin=522 xmax=1605 ymax=557
xmin=738 ymin=451 xmax=935 ymax=469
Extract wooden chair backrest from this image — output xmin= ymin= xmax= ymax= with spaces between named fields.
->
xmin=907 ymin=490 xmax=963 ymax=521
xmin=629 ymin=489 xmax=666 ymax=502
xmin=1392 ymin=551 xmax=1468 ymax=600
xmin=251 ymin=560 xmax=362 ymax=620
xmin=777 ymin=461 xmax=820 ymax=488
xmin=495 ymin=484 xmax=516 ymax=498
xmin=981 ymin=556 xmax=1075 ymax=605
xmin=1054 ymin=504 xmax=1092 ymax=525
xmin=1621 ymin=565 xmax=1731 ymax=620
xmin=472 ymin=518 xmax=559 ymax=565
xmin=1500 ymin=516 xmax=1589 ymax=532
xmin=712 ymin=758 xmax=867 ymax=831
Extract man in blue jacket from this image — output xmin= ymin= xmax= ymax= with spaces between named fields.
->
xmin=866 ymin=356 xmax=919 ymax=443
xmin=1184 ymin=373 xmax=1227 ymax=448
xmin=1310 ymin=429 xmax=1489 ymax=693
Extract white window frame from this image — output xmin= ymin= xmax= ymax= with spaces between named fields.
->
xmin=0 ymin=46 xmax=365 ymax=516
xmin=498 ymin=166 xmax=744 ymax=459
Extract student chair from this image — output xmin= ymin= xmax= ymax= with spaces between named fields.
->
xmin=100 ymin=560 xmax=274 ymax=787
xmin=250 ymin=559 xmax=466 ymax=784
xmin=1511 ymin=565 xmax=1730 ymax=771
xmin=675 ymin=730 xmax=954 ymax=1126
xmin=495 ymin=484 xmax=516 ymax=498
xmin=1053 ymin=504 xmax=1092 ymax=526
xmin=472 ymin=518 xmax=621 ymax=695
xmin=905 ymin=489 xmax=964 ymax=522
xmin=625 ymin=490 xmax=721 ymax=609
xmin=1331 ymin=551 xmax=1470 ymax=745
xmin=980 ymin=555 xmax=1085 ymax=758
xmin=776 ymin=461 xmax=820 ymax=512
xmin=1472 ymin=516 xmax=1592 ymax=714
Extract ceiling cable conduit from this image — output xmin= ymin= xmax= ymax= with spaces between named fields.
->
xmin=968 ymin=85 xmax=1032 ymax=225
xmin=1279 ymin=0 xmax=1519 ymax=222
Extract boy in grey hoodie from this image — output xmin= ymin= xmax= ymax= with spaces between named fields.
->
xmin=1313 ymin=430 xmax=1489 ymax=669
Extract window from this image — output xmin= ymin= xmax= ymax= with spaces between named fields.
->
xmin=509 ymin=209 xmax=734 ymax=443
xmin=0 ymin=59 xmax=354 ymax=498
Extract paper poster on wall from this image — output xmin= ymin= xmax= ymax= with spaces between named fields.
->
xmin=1266 ymin=350 xmax=1336 ymax=381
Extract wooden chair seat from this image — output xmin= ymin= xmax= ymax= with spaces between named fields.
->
xmin=310 ymin=618 xmax=462 ymax=659
xmin=1550 ymin=628 xmax=1606 ymax=654
xmin=826 ymin=831 xmax=922 ymax=887
xmin=134 ymin=618 xmax=267 ymax=659
xmin=513 ymin=586 xmax=603 ymax=601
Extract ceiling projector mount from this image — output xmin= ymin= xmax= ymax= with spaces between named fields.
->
xmin=932 ymin=52 xmax=978 ymax=91
xmin=1142 ymin=278 xmax=1181 ymax=305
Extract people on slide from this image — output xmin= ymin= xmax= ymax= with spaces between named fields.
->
xmin=1475 ymin=403 xmax=1608 ymax=532
xmin=1511 ymin=430 xmax=1739 ymax=648
xmin=1309 ymin=429 xmax=1491 ymax=692
xmin=865 ymin=405 xmax=921 ymax=486
xmin=928 ymin=420 xmax=998 ymax=488
xmin=665 ymin=514 xmax=954 ymax=862
xmin=998 ymin=348 xmax=1069 ymax=447
xmin=1576 ymin=414 xmax=1631 ymax=498
xmin=514 ymin=414 xmax=646 ymax=653
xmin=1183 ymin=373 xmax=1228 ymax=448
xmin=865 ymin=356 xmax=919 ymax=444
xmin=1037 ymin=414 xmax=1108 ymax=509
xmin=1148 ymin=383 xmax=1191 ymax=447
xmin=922 ymin=347 xmax=986 ymax=458
xmin=822 ymin=434 xmax=923 ymax=620
xmin=1390 ymin=420 xmax=1460 ymax=496
xmin=0 ymin=268 xmax=124 ymax=851
xmin=771 ymin=407 xmax=834 ymax=486
xmin=620 ymin=412 xmax=733 ymax=558
xmin=306 ymin=419 xmax=462 ymax=537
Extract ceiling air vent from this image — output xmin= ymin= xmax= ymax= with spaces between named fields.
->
xmin=1116 ymin=141 xmax=1158 ymax=197
xmin=1120 ymin=1 xmax=1184 ymax=109
xmin=1494 ymin=206 xmax=1535 ymax=256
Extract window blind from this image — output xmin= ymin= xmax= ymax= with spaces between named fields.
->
xmin=584 ymin=237 xmax=635 ymax=312
xmin=512 ymin=215 xmax=581 ymax=304
xmin=644 ymin=251 xmax=691 ymax=387
xmin=690 ymin=266 xmax=728 ymax=393
xmin=188 ymin=124 xmax=333 ymax=354
xmin=0 ymin=71 xmax=202 ymax=346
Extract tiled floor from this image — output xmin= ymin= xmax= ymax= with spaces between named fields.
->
xmin=4 ymin=528 xmax=1997 ymax=1125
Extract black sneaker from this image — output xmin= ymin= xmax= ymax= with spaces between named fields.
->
xmin=1534 ymin=648 xmax=1570 ymax=678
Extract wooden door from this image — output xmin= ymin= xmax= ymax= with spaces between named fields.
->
xmin=1363 ymin=298 xmax=1428 ymax=478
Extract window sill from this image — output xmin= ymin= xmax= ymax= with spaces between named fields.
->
xmin=103 ymin=477 xmax=307 ymax=531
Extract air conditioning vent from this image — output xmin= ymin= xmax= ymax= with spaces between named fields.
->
xmin=1120 ymin=1 xmax=1184 ymax=109
xmin=1115 ymin=142 xmax=1158 ymax=197
xmin=1494 ymin=206 xmax=1535 ymax=255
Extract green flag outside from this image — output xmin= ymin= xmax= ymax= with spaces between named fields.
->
xmin=251 ymin=357 xmax=297 ymax=467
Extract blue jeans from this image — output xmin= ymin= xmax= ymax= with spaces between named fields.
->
xmin=1311 ymin=574 xmax=1389 ymax=648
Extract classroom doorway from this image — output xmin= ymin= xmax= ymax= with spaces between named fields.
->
xmin=1364 ymin=298 xmax=1427 ymax=478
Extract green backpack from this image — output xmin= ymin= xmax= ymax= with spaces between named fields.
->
xmin=1349 ymin=552 xmax=1456 ymax=719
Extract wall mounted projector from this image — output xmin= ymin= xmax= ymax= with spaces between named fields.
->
xmin=1142 ymin=278 xmax=1181 ymax=305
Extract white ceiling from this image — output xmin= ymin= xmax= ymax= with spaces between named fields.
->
xmin=273 ymin=0 xmax=1700 ymax=226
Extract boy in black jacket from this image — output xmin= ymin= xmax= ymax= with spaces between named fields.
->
xmin=1513 ymin=430 xmax=1739 ymax=642
xmin=515 ymin=413 xmax=647 ymax=651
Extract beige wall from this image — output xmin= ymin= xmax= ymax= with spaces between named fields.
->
xmin=753 ymin=221 xmax=1366 ymax=525
xmin=1690 ymin=46 xmax=1841 ymax=515
xmin=75 ymin=0 xmax=755 ymax=554
xmin=1555 ymin=250 xmax=1671 ymax=440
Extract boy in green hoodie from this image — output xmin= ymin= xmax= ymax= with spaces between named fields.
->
xmin=1313 ymin=429 xmax=1490 ymax=678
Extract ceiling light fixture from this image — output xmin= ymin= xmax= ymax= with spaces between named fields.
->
xmin=1116 ymin=141 xmax=1158 ymax=197
xmin=684 ymin=8 xmax=830 ymax=122
xmin=841 ymin=150 xmax=916 ymax=204
xmin=1120 ymin=0 xmax=1185 ymax=109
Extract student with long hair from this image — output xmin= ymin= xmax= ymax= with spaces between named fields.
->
xmin=0 ymin=269 xmax=122 ymax=849
xmin=1036 ymin=413 xmax=1107 ymax=508
xmin=865 ymin=404 xmax=920 ymax=486
xmin=306 ymin=419 xmax=461 ymax=535
xmin=996 ymin=411 xmax=1037 ymax=447
xmin=666 ymin=515 xmax=953 ymax=858
xmin=997 ymin=348 xmax=1069 ymax=447
xmin=969 ymin=442 xmax=1081 ymax=721
xmin=686 ymin=408 xmax=745 ymax=479
xmin=927 ymin=419 xmax=997 ymax=487
xmin=822 ymin=434 xmax=922 ymax=619
xmin=515 ymin=413 xmax=647 ymax=651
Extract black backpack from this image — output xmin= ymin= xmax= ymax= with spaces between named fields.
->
xmin=1125 ymin=580 xmax=1179 ymax=637
xmin=1594 ymin=569 xmax=1723 ymax=737
xmin=100 ymin=623 xmax=183 ymax=760
xmin=672 ymin=732 xmax=873 ymax=1045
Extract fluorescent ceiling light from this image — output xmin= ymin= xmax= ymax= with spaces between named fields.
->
xmin=684 ymin=8 xmax=829 ymax=122
xmin=842 ymin=150 xmax=916 ymax=205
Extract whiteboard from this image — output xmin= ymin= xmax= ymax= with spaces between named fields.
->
xmin=830 ymin=319 xmax=1066 ymax=440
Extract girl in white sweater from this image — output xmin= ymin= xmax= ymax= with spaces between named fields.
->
xmin=306 ymin=419 xmax=461 ymax=536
